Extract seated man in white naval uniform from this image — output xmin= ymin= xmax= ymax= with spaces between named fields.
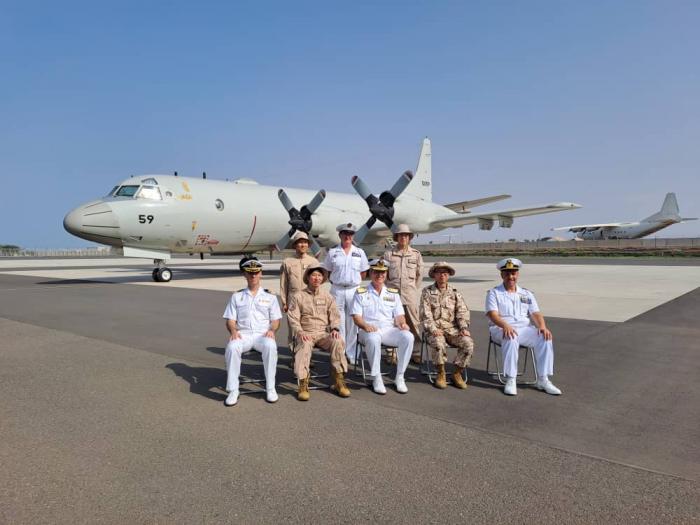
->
xmin=351 ymin=258 xmax=414 ymax=394
xmin=322 ymin=223 xmax=370 ymax=365
xmin=222 ymin=257 xmax=282 ymax=406
xmin=485 ymin=258 xmax=562 ymax=396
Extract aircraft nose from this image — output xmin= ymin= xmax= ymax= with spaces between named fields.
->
xmin=63 ymin=201 xmax=121 ymax=245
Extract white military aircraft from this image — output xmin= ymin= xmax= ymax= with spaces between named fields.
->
xmin=64 ymin=138 xmax=581 ymax=282
xmin=552 ymin=192 xmax=697 ymax=240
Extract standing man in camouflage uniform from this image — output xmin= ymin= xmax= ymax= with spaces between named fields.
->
xmin=280 ymin=232 xmax=319 ymax=346
xmin=287 ymin=266 xmax=351 ymax=401
xmin=383 ymin=223 xmax=424 ymax=364
xmin=420 ymin=261 xmax=474 ymax=389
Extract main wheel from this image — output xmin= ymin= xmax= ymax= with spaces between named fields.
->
xmin=152 ymin=268 xmax=159 ymax=282
xmin=157 ymin=267 xmax=172 ymax=282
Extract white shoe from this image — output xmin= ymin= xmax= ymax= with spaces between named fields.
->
xmin=266 ymin=389 xmax=279 ymax=403
xmin=536 ymin=378 xmax=562 ymax=395
xmin=395 ymin=374 xmax=408 ymax=394
xmin=504 ymin=377 xmax=517 ymax=396
xmin=225 ymin=391 xmax=239 ymax=406
xmin=372 ymin=375 xmax=386 ymax=395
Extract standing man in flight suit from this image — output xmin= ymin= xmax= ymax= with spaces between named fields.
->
xmin=222 ymin=258 xmax=282 ymax=406
xmin=485 ymin=258 xmax=562 ymax=397
xmin=286 ymin=265 xmax=351 ymax=401
xmin=352 ymin=258 xmax=414 ymax=395
xmin=279 ymin=231 xmax=319 ymax=347
xmin=322 ymin=223 xmax=370 ymax=365
xmin=420 ymin=261 xmax=474 ymax=390
xmin=383 ymin=223 xmax=424 ymax=364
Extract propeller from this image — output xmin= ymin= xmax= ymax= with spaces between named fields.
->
xmin=275 ymin=189 xmax=326 ymax=255
xmin=351 ymin=170 xmax=413 ymax=244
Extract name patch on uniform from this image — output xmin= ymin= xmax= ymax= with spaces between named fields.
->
xmin=519 ymin=294 xmax=531 ymax=304
xmin=352 ymin=252 xmax=361 ymax=257
xmin=314 ymin=299 xmax=326 ymax=306
xmin=383 ymin=296 xmax=395 ymax=302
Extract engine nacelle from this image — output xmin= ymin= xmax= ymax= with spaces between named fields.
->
xmin=478 ymin=218 xmax=495 ymax=231
xmin=498 ymin=215 xmax=514 ymax=228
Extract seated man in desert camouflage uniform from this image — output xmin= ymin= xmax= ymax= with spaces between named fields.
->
xmin=419 ymin=261 xmax=474 ymax=389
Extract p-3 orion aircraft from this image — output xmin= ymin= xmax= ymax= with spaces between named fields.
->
xmin=64 ymin=138 xmax=581 ymax=282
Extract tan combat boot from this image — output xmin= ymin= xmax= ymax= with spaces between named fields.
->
xmin=435 ymin=364 xmax=448 ymax=389
xmin=331 ymin=369 xmax=351 ymax=398
xmin=297 ymin=375 xmax=310 ymax=401
xmin=452 ymin=367 xmax=468 ymax=389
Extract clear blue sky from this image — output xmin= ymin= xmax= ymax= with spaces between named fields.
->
xmin=1 ymin=0 xmax=698 ymax=248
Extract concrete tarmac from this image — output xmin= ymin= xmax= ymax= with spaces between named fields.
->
xmin=0 ymin=259 xmax=699 ymax=523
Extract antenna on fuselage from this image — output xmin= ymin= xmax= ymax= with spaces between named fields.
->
xmin=174 ymin=171 xmax=178 ymax=177
xmin=202 ymin=172 xmax=207 ymax=179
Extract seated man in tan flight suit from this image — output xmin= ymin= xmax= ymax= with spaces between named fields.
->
xmin=419 ymin=261 xmax=474 ymax=389
xmin=286 ymin=265 xmax=351 ymax=401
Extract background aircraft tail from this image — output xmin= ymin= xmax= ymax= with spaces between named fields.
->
xmin=404 ymin=137 xmax=432 ymax=201
xmin=643 ymin=193 xmax=680 ymax=221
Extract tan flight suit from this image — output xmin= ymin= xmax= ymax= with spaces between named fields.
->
xmin=383 ymin=246 xmax=424 ymax=353
xmin=287 ymin=287 xmax=347 ymax=379
xmin=280 ymin=253 xmax=319 ymax=343
xmin=419 ymin=284 xmax=474 ymax=367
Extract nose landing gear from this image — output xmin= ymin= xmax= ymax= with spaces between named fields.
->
xmin=152 ymin=260 xmax=173 ymax=282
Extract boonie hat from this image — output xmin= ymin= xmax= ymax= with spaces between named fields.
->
xmin=393 ymin=223 xmax=414 ymax=240
xmin=368 ymin=258 xmax=390 ymax=272
xmin=428 ymin=261 xmax=456 ymax=278
xmin=497 ymin=258 xmax=522 ymax=271
xmin=240 ymin=257 xmax=263 ymax=273
xmin=291 ymin=231 xmax=310 ymax=244
xmin=336 ymin=223 xmax=358 ymax=234
xmin=303 ymin=265 xmax=328 ymax=285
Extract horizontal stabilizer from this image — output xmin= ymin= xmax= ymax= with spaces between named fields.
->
xmin=443 ymin=194 xmax=511 ymax=213
xmin=681 ymin=217 xmax=698 ymax=222
xmin=431 ymin=202 xmax=581 ymax=229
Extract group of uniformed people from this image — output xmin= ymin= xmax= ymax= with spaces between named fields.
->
xmin=222 ymin=223 xmax=562 ymax=406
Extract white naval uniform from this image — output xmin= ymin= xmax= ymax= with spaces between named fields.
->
xmin=323 ymin=245 xmax=369 ymax=362
xmin=223 ymin=288 xmax=282 ymax=394
xmin=351 ymin=285 xmax=414 ymax=378
xmin=485 ymin=284 xmax=554 ymax=380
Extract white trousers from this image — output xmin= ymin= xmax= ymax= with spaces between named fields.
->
xmin=331 ymin=285 xmax=359 ymax=361
xmin=358 ymin=327 xmax=414 ymax=378
xmin=489 ymin=325 xmax=554 ymax=379
xmin=225 ymin=331 xmax=278 ymax=393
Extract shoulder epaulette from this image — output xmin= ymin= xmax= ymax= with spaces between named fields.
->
xmin=236 ymin=288 xmax=246 ymax=292
xmin=264 ymin=288 xmax=272 ymax=293
xmin=387 ymin=287 xmax=399 ymax=293
xmin=357 ymin=287 xmax=368 ymax=293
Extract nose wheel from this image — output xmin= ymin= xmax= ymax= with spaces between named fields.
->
xmin=152 ymin=262 xmax=173 ymax=282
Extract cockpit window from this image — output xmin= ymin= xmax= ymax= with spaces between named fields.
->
xmin=115 ymin=185 xmax=140 ymax=197
xmin=107 ymin=185 xmax=120 ymax=197
xmin=140 ymin=177 xmax=158 ymax=185
xmin=136 ymin=185 xmax=162 ymax=201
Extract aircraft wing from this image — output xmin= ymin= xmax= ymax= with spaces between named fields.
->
xmin=443 ymin=194 xmax=511 ymax=213
xmin=551 ymin=222 xmax=626 ymax=232
xmin=430 ymin=202 xmax=581 ymax=229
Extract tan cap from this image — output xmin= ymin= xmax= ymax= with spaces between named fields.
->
xmin=428 ymin=261 xmax=455 ymax=278
xmin=291 ymin=231 xmax=310 ymax=244
xmin=336 ymin=223 xmax=358 ymax=234
xmin=392 ymin=223 xmax=414 ymax=240
xmin=303 ymin=265 xmax=328 ymax=285
xmin=497 ymin=258 xmax=522 ymax=271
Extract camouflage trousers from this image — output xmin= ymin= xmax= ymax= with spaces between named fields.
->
xmin=293 ymin=332 xmax=347 ymax=379
xmin=424 ymin=330 xmax=474 ymax=368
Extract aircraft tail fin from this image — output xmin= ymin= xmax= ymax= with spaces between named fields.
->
xmin=405 ymin=137 xmax=432 ymax=201
xmin=643 ymin=193 xmax=680 ymax=221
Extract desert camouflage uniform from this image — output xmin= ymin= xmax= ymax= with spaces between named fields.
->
xmin=287 ymin=286 xmax=347 ymax=379
xmin=419 ymin=284 xmax=474 ymax=367
xmin=383 ymin=246 xmax=423 ymax=342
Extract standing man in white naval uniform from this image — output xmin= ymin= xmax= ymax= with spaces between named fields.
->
xmin=351 ymin=258 xmax=414 ymax=394
xmin=322 ymin=223 xmax=370 ymax=365
xmin=223 ymin=257 xmax=282 ymax=406
xmin=485 ymin=258 xmax=562 ymax=397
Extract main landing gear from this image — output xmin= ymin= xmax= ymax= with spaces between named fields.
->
xmin=152 ymin=259 xmax=172 ymax=282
